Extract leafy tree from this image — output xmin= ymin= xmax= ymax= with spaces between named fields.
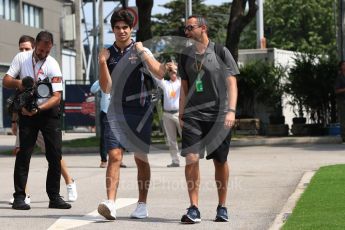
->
xmin=226 ymin=0 xmax=258 ymax=62
xmin=239 ymin=17 xmax=257 ymax=49
xmin=264 ymin=0 xmax=337 ymax=55
xmin=152 ymin=0 xmax=231 ymax=44
xmin=151 ymin=0 xmax=258 ymax=63
xmin=238 ymin=60 xmax=285 ymax=117
xmin=147 ymin=0 xmax=232 ymax=63
xmin=286 ymin=55 xmax=338 ymax=124
xmin=147 ymin=0 xmax=260 ymax=63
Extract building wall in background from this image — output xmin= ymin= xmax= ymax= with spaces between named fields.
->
xmin=238 ymin=48 xmax=300 ymax=129
xmin=0 ymin=0 xmax=67 ymax=131
xmin=0 ymin=0 xmax=64 ymax=65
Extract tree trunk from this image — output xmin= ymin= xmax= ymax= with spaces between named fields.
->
xmin=135 ymin=0 xmax=153 ymax=42
xmin=226 ymin=0 xmax=258 ymax=62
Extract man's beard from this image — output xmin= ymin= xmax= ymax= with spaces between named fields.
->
xmin=34 ymin=50 xmax=46 ymax=61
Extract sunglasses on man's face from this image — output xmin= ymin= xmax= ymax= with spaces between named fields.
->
xmin=184 ymin=24 xmax=201 ymax=32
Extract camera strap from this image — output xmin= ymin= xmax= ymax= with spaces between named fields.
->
xmin=32 ymin=53 xmax=47 ymax=82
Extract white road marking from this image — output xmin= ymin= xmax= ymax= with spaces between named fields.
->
xmin=47 ymin=198 xmax=137 ymax=230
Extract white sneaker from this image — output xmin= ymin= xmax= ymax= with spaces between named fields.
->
xmin=98 ymin=200 xmax=116 ymax=220
xmin=25 ymin=195 xmax=31 ymax=204
xmin=66 ymin=180 xmax=78 ymax=202
xmin=9 ymin=195 xmax=31 ymax=205
xmin=130 ymin=202 xmax=148 ymax=219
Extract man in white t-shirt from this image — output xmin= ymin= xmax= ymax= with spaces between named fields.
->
xmin=155 ymin=62 xmax=181 ymax=167
xmin=2 ymin=31 xmax=71 ymax=210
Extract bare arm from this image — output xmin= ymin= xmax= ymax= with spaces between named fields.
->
xmin=98 ymin=48 xmax=112 ymax=93
xmin=224 ymin=76 xmax=238 ymax=128
xmin=3 ymin=75 xmax=21 ymax=133
xmin=135 ymin=42 xmax=166 ymax=79
xmin=39 ymin=91 xmax=61 ymax=111
xmin=11 ymin=112 xmax=18 ymax=135
xmin=179 ymin=79 xmax=189 ymax=128
xmin=2 ymin=75 xmax=23 ymax=90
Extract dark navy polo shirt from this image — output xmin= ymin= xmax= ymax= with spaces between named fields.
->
xmin=106 ymin=41 xmax=154 ymax=114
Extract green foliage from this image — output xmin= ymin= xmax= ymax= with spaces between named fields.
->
xmin=239 ymin=18 xmax=257 ymax=49
xmin=152 ymin=0 xmax=231 ymax=44
xmin=285 ymin=55 xmax=315 ymax=117
xmin=263 ymin=0 xmax=337 ymax=55
xmin=283 ymin=165 xmax=345 ymax=230
xmin=238 ymin=60 xmax=285 ymax=117
xmin=286 ymin=55 xmax=338 ymax=124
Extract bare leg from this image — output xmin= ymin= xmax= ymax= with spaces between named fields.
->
xmin=185 ymin=153 xmax=200 ymax=207
xmin=61 ymin=159 xmax=73 ymax=185
xmin=134 ymin=153 xmax=150 ymax=203
xmin=106 ymin=148 xmax=123 ymax=200
xmin=213 ymin=160 xmax=229 ymax=206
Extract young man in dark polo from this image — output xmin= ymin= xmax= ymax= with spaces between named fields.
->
xmin=97 ymin=9 xmax=166 ymax=220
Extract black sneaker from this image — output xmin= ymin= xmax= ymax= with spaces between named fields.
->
xmin=181 ymin=205 xmax=201 ymax=224
xmin=49 ymin=196 xmax=72 ymax=209
xmin=215 ymin=205 xmax=229 ymax=222
xmin=12 ymin=199 xmax=30 ymax=210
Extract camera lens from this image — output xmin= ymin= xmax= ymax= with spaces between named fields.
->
xmin=37 ymin=84 xmax=50 ymax=98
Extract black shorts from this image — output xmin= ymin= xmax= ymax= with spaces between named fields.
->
xmin=181 ymin=117 xmax=232 ymax=163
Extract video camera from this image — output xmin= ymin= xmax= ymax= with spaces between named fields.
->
xmin=12 ymin=76 xmax=52 ymax=112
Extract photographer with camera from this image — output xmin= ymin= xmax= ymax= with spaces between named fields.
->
xmin=10 ymin=36 xmax=35 ymax=143
xmin=2 ymin=31 xmax=71 ymax=210
xmin=7 ymin=35 xmax=77 ymax=206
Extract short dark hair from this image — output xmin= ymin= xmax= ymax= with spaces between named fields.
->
xmin=18 ymin=35 xmax=35 ymax=48
xmin=110 ymin=9 xmax=134 ymax=29
xmin=36 ymin=31 xmax=54 ymax=45
xmin=187 ymin=15 xmax=208 ymax=27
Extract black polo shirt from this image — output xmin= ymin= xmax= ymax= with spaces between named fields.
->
xmin=107 ymin=41 xmax=154 ymax=114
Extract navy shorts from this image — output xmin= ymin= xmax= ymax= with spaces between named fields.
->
xmin=104 ymin=111 xmax=153 ymax=153
xmin=181 ymin=117 xmax=232 ymax=163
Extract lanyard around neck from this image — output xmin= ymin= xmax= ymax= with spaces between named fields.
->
xmin=194 ymin=52 xmax=206 ymax=73
xmin=32 ymin=53 xmax=46 ymax=81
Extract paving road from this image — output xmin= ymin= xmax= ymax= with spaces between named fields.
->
xmin=0 ymin=141 xmax=344 ymax=230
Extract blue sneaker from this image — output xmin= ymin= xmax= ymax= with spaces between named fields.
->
xmin=215 ymin=205 xmax=229 ymax=222
xmin=181 ymin=205 xmax=201 ymax=224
